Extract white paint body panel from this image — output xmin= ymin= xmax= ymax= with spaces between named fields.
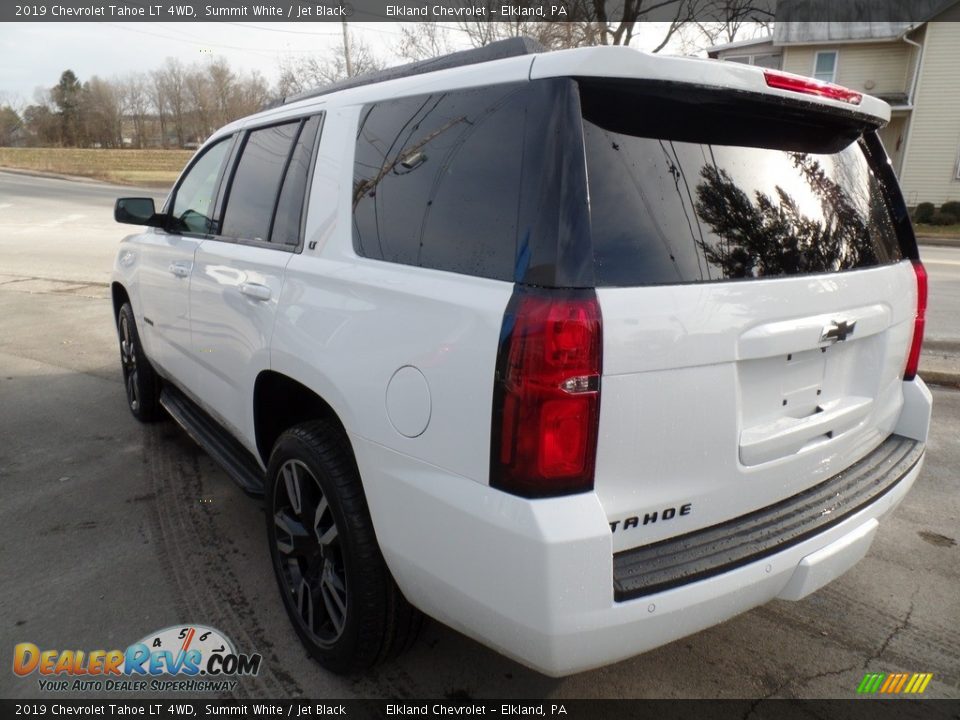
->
xmin=111 ymin=44 xmax=931 ymax=676
xmin=595 ymin=261 xmax=918 ymax=554
xmin=356 ymin=432 xmax=924 ymax=676
xmin=189 ymin=240 xmax=291 ymax=454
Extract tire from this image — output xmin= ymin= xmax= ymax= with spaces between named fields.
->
xmin=266 ymin=420 xmax=422 ymax=674
xmin=117 ymin=302 xmax=163 ymax=422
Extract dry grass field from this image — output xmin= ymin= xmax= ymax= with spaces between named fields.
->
xmin=0 ymin=147 xmax=193 ymax=187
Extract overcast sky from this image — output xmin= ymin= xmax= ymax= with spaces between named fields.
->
xmin=0 ymin=21 xmax=686 ymax=104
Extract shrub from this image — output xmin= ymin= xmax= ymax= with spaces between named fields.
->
xmin=940 ymin=201 xmax=960 ymax=218
xmin=929 ymin=211 xmax=958 ymax=226
xmin=913 ymin=202 xmax=935 ymax=223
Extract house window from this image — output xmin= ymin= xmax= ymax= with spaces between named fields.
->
xmin=814 ymin=51 xmax=838 ymax=83
xmin=722 ymin=53 xmax=782 ymax=69
xmin=752 ymin=53 xmax=782 ymax=69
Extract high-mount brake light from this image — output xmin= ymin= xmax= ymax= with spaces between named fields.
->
xmin=491 ymin=288 xmax=602 ymax=498
xmin=763 ymin=70 xmax=863 ymax=106
xmin=904 ymin=259 xmax=928 ymax=381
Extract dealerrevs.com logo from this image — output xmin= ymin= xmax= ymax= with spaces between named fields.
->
xmin=13 ymin=625 xmax=262 ymax=693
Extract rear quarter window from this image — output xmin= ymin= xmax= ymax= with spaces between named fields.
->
xmin=351 ymin=83 xmax=529 ymax=281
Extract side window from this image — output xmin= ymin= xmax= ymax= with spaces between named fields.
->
xmin=170 ymin=138 xmax=231 ymax=235
xmin=352 ymin=84 xmax=528 ymax=281
xmin=272 ymin=115 xmax=321 ymax=246
xmin=221 ymin=121 xmax=301 ymax=242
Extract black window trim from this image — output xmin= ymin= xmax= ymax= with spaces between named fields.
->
xmin=196 ymin=111 xmax=325 ymax=255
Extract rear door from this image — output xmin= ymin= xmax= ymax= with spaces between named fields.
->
xmin=189 ymin=115 xmax=322 ymax=452
xmin=577 ymin=81 xmax=918 ymax=552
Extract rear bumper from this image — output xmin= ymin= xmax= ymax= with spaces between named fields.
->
xmin=353 ymin=380 xmax=929 ymax=677
xmin=613 ymin=434 xmax=923 ymax=601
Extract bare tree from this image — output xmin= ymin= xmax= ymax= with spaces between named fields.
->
xmin=149 ymin=70 xmax=168 ymax=148
xmin=79 ymin=75 xmax=123 ymax=147
xmin=452 ymin=4 xmax=695 ymax=53
xmin=207 ymin=58 xmax=237 ymax=130
xmin=185 ymin=68 xmax=213 ymax=142
xmin=675 ymin=0 xmax=775 ymax=55
xmin=454 ymin=18 xmax=599 ymax=49
xmin=396 ymin=22 xmax=455 ymax=62
xmin=234 ymin=70 xmax=270 ymax=116
xmin=159 ymin=58 xmax=188 ymax=148
xmin=120 ymin=74 xmax=150 ymax=148
xmin=277 ymin=37 xmax=385 ymax=98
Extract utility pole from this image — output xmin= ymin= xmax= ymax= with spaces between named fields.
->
xmin=341 ymin=12 xmax=353 ymax=77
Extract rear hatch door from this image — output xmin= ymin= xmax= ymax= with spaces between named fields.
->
xmin=575 ymin=79 xmax=917 ymax=552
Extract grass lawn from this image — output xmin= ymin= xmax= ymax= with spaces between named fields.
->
xmin=0 ymin=147 xmax=193 ymax=187
xmin=914 ymin=223 xmax=960 ymax=238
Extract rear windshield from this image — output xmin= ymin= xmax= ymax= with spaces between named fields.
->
xmin=581 ymin=81 xmax=903 ymax=286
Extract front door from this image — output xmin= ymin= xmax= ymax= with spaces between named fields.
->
xmin=136 ymin=136 xmax=233 ymax=387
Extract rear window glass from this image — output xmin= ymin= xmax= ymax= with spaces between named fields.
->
xmin=352 ymin=84 xmax=528 ymax=281
xmin=581 ymin=85 xmax=903 ymax=286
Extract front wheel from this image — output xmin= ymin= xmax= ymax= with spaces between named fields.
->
xmin=117 ymin=302 xmax=162 ymax=422
xmin=266 ymin=420 xmax=422 ymax=674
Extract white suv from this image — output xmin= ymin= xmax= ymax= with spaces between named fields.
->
xmin=112 ymin=39 xmax=932 ymax=676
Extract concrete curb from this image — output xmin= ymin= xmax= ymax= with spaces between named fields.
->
xmin=916 ymin=235 xmax=960 ymax=248
xmin=921 ymin=371 xmax=960 ymax=389
xmin=920 ymin=341 xmax=960 ymax=388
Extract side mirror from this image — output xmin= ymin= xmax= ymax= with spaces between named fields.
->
xmin=115 ymin=197 xmax=163 ymax=227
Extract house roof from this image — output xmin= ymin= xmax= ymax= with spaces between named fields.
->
xmin=705 ymin=36 xmax=775 ymax=57
xmin=773 ymin=0 xmax=959 ymax=44
xmin=773 ymin=21 xmax=915 ymax=44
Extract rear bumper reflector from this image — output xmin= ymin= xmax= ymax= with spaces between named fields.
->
xmin=613 ymin=434 xmax=923 ymax=601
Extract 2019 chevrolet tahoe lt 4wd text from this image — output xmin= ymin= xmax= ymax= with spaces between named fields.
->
xmin=111 ymin=39 xmax=932 ymax=676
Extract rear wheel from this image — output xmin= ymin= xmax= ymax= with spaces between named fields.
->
xmin=266 ymin=420 xmax=422 ymax=673
xmin=117 ymin=302 xmax=162 ymax=422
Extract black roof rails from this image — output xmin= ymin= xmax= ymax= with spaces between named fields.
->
xmin=279 ymin=37 xmax=545 ymax=106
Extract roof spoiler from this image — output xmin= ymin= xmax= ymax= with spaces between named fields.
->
xmin=275 ymin=36 xmax=545 ymax=107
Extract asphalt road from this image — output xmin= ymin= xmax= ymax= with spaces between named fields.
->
xmin=0 ymin=171 xmax=167 ymax=284
xmin=0 ymin=171 xmax=958 ymax=702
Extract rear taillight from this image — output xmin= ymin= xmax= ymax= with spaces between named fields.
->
xmin=904 ymin=259 xmax=928 ymax=381
xmin=763 ymin=69 xmax=863 ymax=106
xmin=491 ymin=288 xmax=602 ymax=498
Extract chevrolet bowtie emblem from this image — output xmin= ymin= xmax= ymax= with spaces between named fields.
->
xmin=820 ymin=319 xmax=857 ymax=344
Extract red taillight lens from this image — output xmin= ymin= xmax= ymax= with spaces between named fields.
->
xmin=904 ymin=259 xmax=928 ymax=381
xmin=491 ymin=289 xmax=602 ymax=497
xmin=763 ymin=70 xmax=863 ymax=106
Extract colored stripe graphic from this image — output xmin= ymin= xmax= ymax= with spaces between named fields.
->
xmin=858 ymin=672 xmax=933 ymax=694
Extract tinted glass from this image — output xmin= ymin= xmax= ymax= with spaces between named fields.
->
xmin=222 ymin=121 xmax=300 ymax=241
xmin=352 ymin=84 xmax=527 ymax=281
xmin=581 ymin=86 xmax=902 ymax=287
xmin=272 ymin=115 xmax=321 ymax=246
xmin=171 ymin=138 xmax=231 ymax=234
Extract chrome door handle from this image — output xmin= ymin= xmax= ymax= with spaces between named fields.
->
xmin=239 ymin=282 xmax=271 ymax=301
xmin=168 ymin=263 xmax=190 ymax=278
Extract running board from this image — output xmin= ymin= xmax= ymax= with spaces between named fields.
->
xmin=160 ymin=386 xmax=265 ymax=496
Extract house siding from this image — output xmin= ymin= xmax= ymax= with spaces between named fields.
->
xmin=898 ymin=21 xmax=960 ymax=205
xmin=782 ymin=43 xmax=913 ymax=96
